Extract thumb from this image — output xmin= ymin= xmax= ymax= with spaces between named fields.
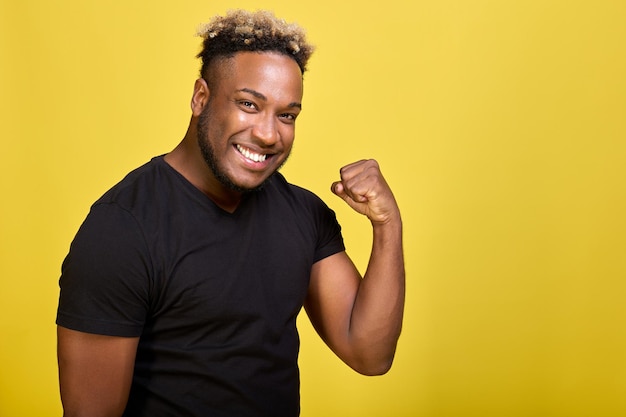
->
xmin=331 ymin=181 xmax=369 ymax=216
xmin=331 ymin=181 xmax=344 ymax=197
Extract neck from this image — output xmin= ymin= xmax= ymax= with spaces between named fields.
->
xmin=164 ymin=126 xmax=243 ymax=213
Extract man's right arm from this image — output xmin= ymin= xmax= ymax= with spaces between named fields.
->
xmin=57 ymin=326 xmax=139 ymax=417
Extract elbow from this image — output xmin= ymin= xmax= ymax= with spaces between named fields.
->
xmin=342 ymin=334 xmax=401 ymax=376
xmin=349 ymin=354 xmax=395 ymax=376
xmin=359 ymin=364 xmax=392 ymax=377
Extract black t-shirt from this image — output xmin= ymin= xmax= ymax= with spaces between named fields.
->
xmin=57 ymin=156 xmax=345 ymax=416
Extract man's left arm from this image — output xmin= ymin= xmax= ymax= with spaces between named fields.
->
xmin=304 ymin=159 xmax=405 ymax=375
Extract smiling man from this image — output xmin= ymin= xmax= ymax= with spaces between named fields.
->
xmin=56 ymin=9 xmax=405 ymax=417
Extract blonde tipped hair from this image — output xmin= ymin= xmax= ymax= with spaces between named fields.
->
xmin=196 ymin=9 xmax=315 ymax=76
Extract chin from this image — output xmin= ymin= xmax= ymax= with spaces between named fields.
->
xmin=219 ymin=171 xmax=273 ymax=194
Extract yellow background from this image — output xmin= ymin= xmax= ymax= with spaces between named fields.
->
xmin=1 ymin=0 xmax=625 ymax=416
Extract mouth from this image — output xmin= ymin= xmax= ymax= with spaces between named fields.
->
xmin=235 ymin=144 xmax=270 ymax=163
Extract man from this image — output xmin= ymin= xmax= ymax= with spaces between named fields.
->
xmin=57 ymin=9 xmax=404 ymax=417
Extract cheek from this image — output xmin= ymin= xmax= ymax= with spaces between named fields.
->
xmin=202 ymin=117 xmax=233 ymax=148
xmin=223 ymin=111 xmax=254 ymax=139
xmin=278 ymin=125 xmax=296 ymax=144
xmin=203 ymin=103 xmax=244 ymax=137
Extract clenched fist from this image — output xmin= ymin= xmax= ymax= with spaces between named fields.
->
xmin=331 ymin=159 xmax=401 ymax=226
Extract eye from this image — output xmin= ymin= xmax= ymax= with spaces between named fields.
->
xmin=238 ymin=100 xmax=258 ymax=111
xmin=279 ymin=113 xmax=298 ymax=124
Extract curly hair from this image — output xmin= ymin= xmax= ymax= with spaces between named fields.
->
xmin=196 ymin=9 xmax=314 ymax=76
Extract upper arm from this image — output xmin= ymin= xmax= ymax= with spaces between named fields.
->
xmin=304 ymin=251 xmax=362 ymax=365
xmin=57 ymin=326 xmax=139 ymax=417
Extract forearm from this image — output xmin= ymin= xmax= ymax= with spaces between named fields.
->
xmin=348 ymin=216 xmax=405 ymax=374
xmin=320 ymin=159 xmax=405 ymax=375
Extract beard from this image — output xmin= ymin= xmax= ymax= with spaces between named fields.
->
xmin=196 ymin=105 xmax=291 ymax=194
xmin=197 ymin=106 xmax=258 ymax=193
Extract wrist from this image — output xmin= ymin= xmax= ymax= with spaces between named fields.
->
xmin=371 ymin=212 xmax=402 ymax=240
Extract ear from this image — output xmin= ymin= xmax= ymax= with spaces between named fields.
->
xmin=191 ymin=78 xmax=210 ymax=117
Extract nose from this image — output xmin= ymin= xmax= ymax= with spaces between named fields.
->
xmin=251 ymin=114 xmax=279 ymax=146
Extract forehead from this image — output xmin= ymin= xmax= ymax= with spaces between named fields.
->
xmin=210 ymin=52 xmax=303 ymax=100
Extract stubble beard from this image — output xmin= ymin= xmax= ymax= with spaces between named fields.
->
xmin=196 ymin=106 xmax=291 ymax=194
xmin=197 ymin=106 xmax=256 ymax=194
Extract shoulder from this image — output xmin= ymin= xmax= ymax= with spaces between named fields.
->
xmin=263 ymin=173 xmax=345 ymax=262
xmin=76 ymin=155 xmax=186 ymax=247
xmin=265 ymin=172 xmax=328 ymax=209
xmin=94 ymin=156 xmax=170 ymax=210
xmin=259 ymin=172 xmax=340 ymax=227
xmin=261 ymin=172 xmax=343 ymax=239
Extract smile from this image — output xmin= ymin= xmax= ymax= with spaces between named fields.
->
xmin=236 ymin=144 xmax=268 ymax=163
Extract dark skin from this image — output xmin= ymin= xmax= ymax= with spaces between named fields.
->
xmin=165 ymin=52 xmax=303 ymax=211
xmin=58 ymin=51 xmax=405 ymax=416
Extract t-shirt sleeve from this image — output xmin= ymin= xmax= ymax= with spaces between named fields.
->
xmin=56 ymin=202 xmax=151 ymax=337
xmin=312 ymin=199 xmax=345 ymax=263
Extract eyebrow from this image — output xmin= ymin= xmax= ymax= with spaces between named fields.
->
xmin=238 ymin=88 xmax=302 ymax=109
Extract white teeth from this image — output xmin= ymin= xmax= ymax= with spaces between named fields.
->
xmin=237 ymin=144 xmax=267 ymax=162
